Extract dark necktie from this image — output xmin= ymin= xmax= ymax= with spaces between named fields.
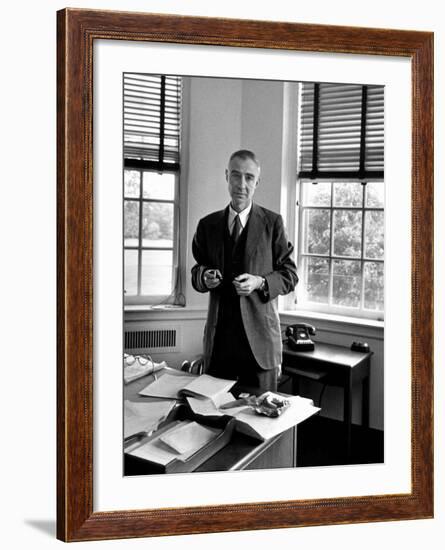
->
xmin=232 ymin=214 xmax=242 ymax=244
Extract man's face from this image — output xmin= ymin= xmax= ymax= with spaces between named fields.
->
xmin=225 ymin=156 xmax=260 ymax=212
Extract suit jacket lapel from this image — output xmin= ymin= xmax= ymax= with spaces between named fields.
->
xmin=244 ymin=203 xmax=266 ymax=265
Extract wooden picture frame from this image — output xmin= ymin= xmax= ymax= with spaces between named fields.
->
xmin=57 ymin=8 xmax=434 ymax=542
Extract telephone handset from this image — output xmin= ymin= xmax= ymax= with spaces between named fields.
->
xmin=286 ymin=323 xmax=316 ymax=351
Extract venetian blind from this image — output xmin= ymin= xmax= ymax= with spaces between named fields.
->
xmin=298 ymin=82 xmax=384 ymax=179
xmin=124 ymin=74 xmax=181 ymax=170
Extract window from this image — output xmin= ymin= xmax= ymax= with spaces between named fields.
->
xmin=123 ymin=73 xmax=183 ymax=305
xmin=295 ymin=82 xmax=384 ymax=320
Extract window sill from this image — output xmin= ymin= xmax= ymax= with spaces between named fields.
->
xmin=279 ymin=309 xmax=384 ymax=340
xmin=124 ymin=304 xmax=207 ymax=322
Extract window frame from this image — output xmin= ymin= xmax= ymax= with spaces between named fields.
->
xmin=123 ymin=73 xmax=185 ymax=307
xmin=294 ymin=178 xmax=384 ymax=321
xmin=287 ymin=81 xmax=385 ymax=322
xmin=124 ymin=167 xmax=181 ymax=305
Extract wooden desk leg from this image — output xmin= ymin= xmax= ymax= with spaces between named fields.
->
xmin=362 ymin=373 xmax=370 ymax=428
xmin=344 ymin=376 xmax=353 ymax=461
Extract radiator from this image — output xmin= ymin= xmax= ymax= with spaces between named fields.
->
xmin=124 ymin=327 xmax=181 ymax=353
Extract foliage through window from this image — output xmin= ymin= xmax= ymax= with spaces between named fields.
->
xmin=298 ymin=181 xmax=384 ymax=316
xmin=296 ymin=82 xmax=384 ymax=320
xmin=123 ymin=73 xmax=183 ymax=305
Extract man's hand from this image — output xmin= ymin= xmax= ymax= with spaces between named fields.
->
xmin=203 ymin=269 xmax=223 ymax=289
xmin=233 ymin=273 xmax=263 ymax=296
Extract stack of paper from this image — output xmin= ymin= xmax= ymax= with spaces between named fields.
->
xmin=124 ymin=399 xmax=175 ymax=439
xmin=129 ymin=420 xmax=221 ymax=466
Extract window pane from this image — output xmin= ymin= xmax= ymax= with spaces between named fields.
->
xmin=305 ymin=257 xmax=330 ymax=304
xmin=364 ymin=210 xmax=384 ymax=259
xmin=332 ymin=259 xmax=361 ymax=308
xmin=141 ymin=250 xmax=173 ymax=296
xmin=124 ymin=249 xmax=138 ymax=295
xmin=303 ymin=209 xmax=331 ymax=255
xmin=124 ymin=170 xmax=140 ymax=198
xmin=124 ymin=200 xmax=139 ymax=247
xmin=364 ymin=261 xmax=384 ymax=311
xmin=302 ymin=181 xmax=331 ymax=206
xmin=143 ymin=172 xmax=175 ymax=200
xmin=142 ymin=202 xmax=174 ymax=248
xmin=333 ymin=210 xmax=362 ymax=257
xmin=333 ymin=181 xmax=363 ymax=207
xmin=366 ymin=181 xmax=384 ymax=208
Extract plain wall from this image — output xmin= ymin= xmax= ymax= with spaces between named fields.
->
xmin=241 ymin=79 xmax=285 ymax=212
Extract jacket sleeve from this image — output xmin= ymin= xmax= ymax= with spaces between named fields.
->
xmin=261 ymin=215 xmax=298 ymax=302
xmin=191 ymin=219 xmax=210 ymax=293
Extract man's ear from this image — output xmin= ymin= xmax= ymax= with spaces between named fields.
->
xmin=225 ymin=168 xmax=229 ymax=182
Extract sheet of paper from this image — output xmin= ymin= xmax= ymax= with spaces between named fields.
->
xmin=138 ymin=369 xmax=197 ymax=399
xmin=159 ymin=421 xmax=218 ymax=455
xmin=181 ymin=374 xmax=236 ymax=402
xmin=123 ymin=399 xmax=175 ymax=438
xmin=234 ymin=396 xmax=320 ymax=441
xmin=186 ymin=392 xmax=247 ymax=417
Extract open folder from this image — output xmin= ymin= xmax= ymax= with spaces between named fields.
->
xmin=139 ymin=370 xmax=236 ymax=403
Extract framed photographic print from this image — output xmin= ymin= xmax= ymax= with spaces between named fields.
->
xmin=57 ymin=8 xmax=433 ymax=542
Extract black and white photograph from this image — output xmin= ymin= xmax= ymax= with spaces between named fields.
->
xmin=122 ymin=73 xmax=385 ymax=475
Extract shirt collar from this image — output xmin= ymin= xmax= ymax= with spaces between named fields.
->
xmin=228 ymin=202 xmax=252 ymax=229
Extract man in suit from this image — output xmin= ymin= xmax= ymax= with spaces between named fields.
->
xmin=191 ymin=150 xmax=298 ymax=393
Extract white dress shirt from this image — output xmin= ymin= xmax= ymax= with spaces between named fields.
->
xmin=228 ymin=202 xmax=252 ymax=235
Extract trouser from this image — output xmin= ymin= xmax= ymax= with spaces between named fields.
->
xmin=208 ymin=293 xmax=278 ymax=395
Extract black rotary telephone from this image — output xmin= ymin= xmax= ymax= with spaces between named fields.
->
xmin=286 ymin=323 xmax=316 ymax=351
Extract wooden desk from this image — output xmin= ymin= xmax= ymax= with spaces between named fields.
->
xmin=123 ymin=371 xmax=310 ymax=475
xmin=282 ymin=342 xmax=372 ymax=461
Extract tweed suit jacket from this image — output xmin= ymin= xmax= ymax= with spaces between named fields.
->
xmin=191 ymin=203 xmax=298 ymax=371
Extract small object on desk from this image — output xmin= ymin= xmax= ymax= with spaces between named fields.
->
xmin=124 ymin=355 xmax=167 ymax=384
xmin=253 ymin=392 xmax=290 ymax=417
xmin=285 ymin=323 xmax=316 ymax=351
xmin=220 ymin=392 xmax=290 ymax=418
xmin=350 ymin=341 xmax=370 ymax=352
xmin=181 ymin=360 xmax=191 ymax=371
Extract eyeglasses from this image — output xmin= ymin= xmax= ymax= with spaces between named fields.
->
xmin=124 ymin=353 xmax=153 ymax=366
